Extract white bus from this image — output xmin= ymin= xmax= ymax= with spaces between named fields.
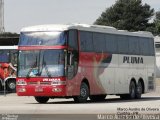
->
xmin=17 ymin=24 xmax=155 ymax=103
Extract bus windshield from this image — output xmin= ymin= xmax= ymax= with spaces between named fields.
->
xmin=18 ymin=50 xmax=65 ymax=77
xmin=19 ymin=31 xmax=66 ymax=46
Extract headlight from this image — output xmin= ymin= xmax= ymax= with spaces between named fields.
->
xmin=51 ymin=79 xmax=66 ymax=85
xmin=17 ymin=79 xmax=27 ymax=85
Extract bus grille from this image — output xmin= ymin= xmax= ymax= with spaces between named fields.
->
xmin=28 ymin=81 xmax=51 ymax=85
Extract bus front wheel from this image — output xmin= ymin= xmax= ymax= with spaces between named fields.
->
xmin=0 ymin=82 xmax=2 ymax=91
xmin=73 ymin=82 xmax=89 ymax=103
xmin=35 ymin=97 xmax=49 ymax=103
xmin=128 ymin=81 xmax=136 ymax=99
xmin=7 ymin=80 xmax=16 ymax=92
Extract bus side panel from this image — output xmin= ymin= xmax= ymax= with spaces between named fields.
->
xmin=66 ymin=52 xmax=102 ymax=96
xmin=146 ymin=56 xmax=156 ymax=93
xmin=97 ymin=54 xmax=118 ymax=94
xmin=66 ymin=54 xmax=155 ymax=96
xmin=115 ymin=54 xmax=131 ymax=94
xmin=66 ymin=52 xmax=120 ymax=96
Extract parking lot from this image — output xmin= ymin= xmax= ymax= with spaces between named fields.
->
xmin=0 ymin=85 xmax=160 ymax=120
xmin=1 ymin=78 xmax=160 ymax=120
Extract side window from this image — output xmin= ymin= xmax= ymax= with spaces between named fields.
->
xmin=148 ymin=38 xmax=155 ymax=56
xmin=68 ymin=30 xmax=78 ymax=50
xmin=0 ymin=50 xmax=9 ymax=62
xmin=129 ymin=37 xmax=140 ymax=55
xmin=117 ymin=35 xmax=129 ymax=54
xmin=93 ymin=33 xmax=105 ymax=52
xmin=139 ymin=37 xmax=150 ymax=55
xmin=80 ymin=31 xmax=93 ymax=52
xmin=67 ymin=30 xmax=79 ymax=80
xmin=105 ymin=34 xmax=118 ymax=53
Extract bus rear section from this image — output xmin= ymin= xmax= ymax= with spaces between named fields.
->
xmin=16 ymin=24 xmax=156 ymax=103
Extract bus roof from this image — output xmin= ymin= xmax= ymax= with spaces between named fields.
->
xmin=21 ymin=24 xmax=153 ymax=38
xmin=0 ymin=46 xmax=18 ymax=50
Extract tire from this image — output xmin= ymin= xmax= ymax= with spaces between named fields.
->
xmin=0 ymin=82 xmax=2 ymax=91
xmin=35 ymin=97 xmax=49 ymax=103
xmin=7 ymin=80 xmax=16 ymax=92
xmin=128 ymin=81 xmax=136 ymax=99
xmin=90 ymin=95 xmax=106 ymax=101
xmin=73 ymin=82 xmax=89 ymax=103
xmin=135 ymin=81 xmax=143 ymax=99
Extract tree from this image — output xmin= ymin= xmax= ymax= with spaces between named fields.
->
xmin=147 ymin=11 xmax=160 ymax=35
xmin=94 ymin=0 xmax=154 ymax=32
xmin=155 ymin=11 xmax=160 ymax=35
xmin=156 ymin=11 xmax=160 ymax=20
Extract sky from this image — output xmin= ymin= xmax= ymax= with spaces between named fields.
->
xmin=4 ymin=0 xmax=160 ymax=33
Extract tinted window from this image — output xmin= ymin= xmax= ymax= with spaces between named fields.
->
xmin=129 ymin=36 xmax=140 ymax=55
xmin=79 ymin=31 xmax=154 ymax=56
xmin=68 ymin=30 xmax=78 ymax=50
xmin=105 ymin=34 xmax=118 ymax=53
xmin=148 ymin=38 xmax=155 ymax=56
xmin=80 ymin=31 xmax=93 ymax=52
xmin=139 ymin=37 xmax=149 ymax=55
xmin=117 ymin=35 xmax=129 ymax=54
xmin=0 ymin=50 xmax=9 ymax=62
xmin=93 ymin=33 xmax=105 ymax=52
xmin=19 ymin=32 xmax=66 ymax=46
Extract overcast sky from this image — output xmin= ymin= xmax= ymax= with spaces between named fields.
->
xmin=4 ymin=0 xmax=160 ymax=33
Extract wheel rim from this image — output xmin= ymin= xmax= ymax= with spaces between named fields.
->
xmin=9 ymin=82 xmax=16 ymax=90
xmin=130 ymin=82 xmax=135 ymax=98
xmin=81 ymin=87 xmax=87 ymax=98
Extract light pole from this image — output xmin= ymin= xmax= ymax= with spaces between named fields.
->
xmin=0 ymin=0 xmax=4 ymax=33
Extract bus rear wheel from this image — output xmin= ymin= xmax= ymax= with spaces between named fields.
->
xmin=90 ymin=95 xmax=106 ymax=101
xmin=135 ymin=81 xmax=143 ymax=99
xmin=35 ymin=97 xmax=49 ymax=103
xmin=73 ymin=82 xmax=89 ymax=103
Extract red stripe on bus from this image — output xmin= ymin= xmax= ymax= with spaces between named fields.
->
xmin=18 ymin=46 xmax=68 ymax=50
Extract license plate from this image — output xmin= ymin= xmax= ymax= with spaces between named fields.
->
xmin=35 ymin=87 xmax=43 ymax=92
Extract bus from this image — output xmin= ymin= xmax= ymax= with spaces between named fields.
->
xmin=0 ymin=46 xmax=17 ymax=91
xmin=16 ymin=24 xmax=155 ymax=103
xmin=0 ymin=36 xmax=18 ymax=92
